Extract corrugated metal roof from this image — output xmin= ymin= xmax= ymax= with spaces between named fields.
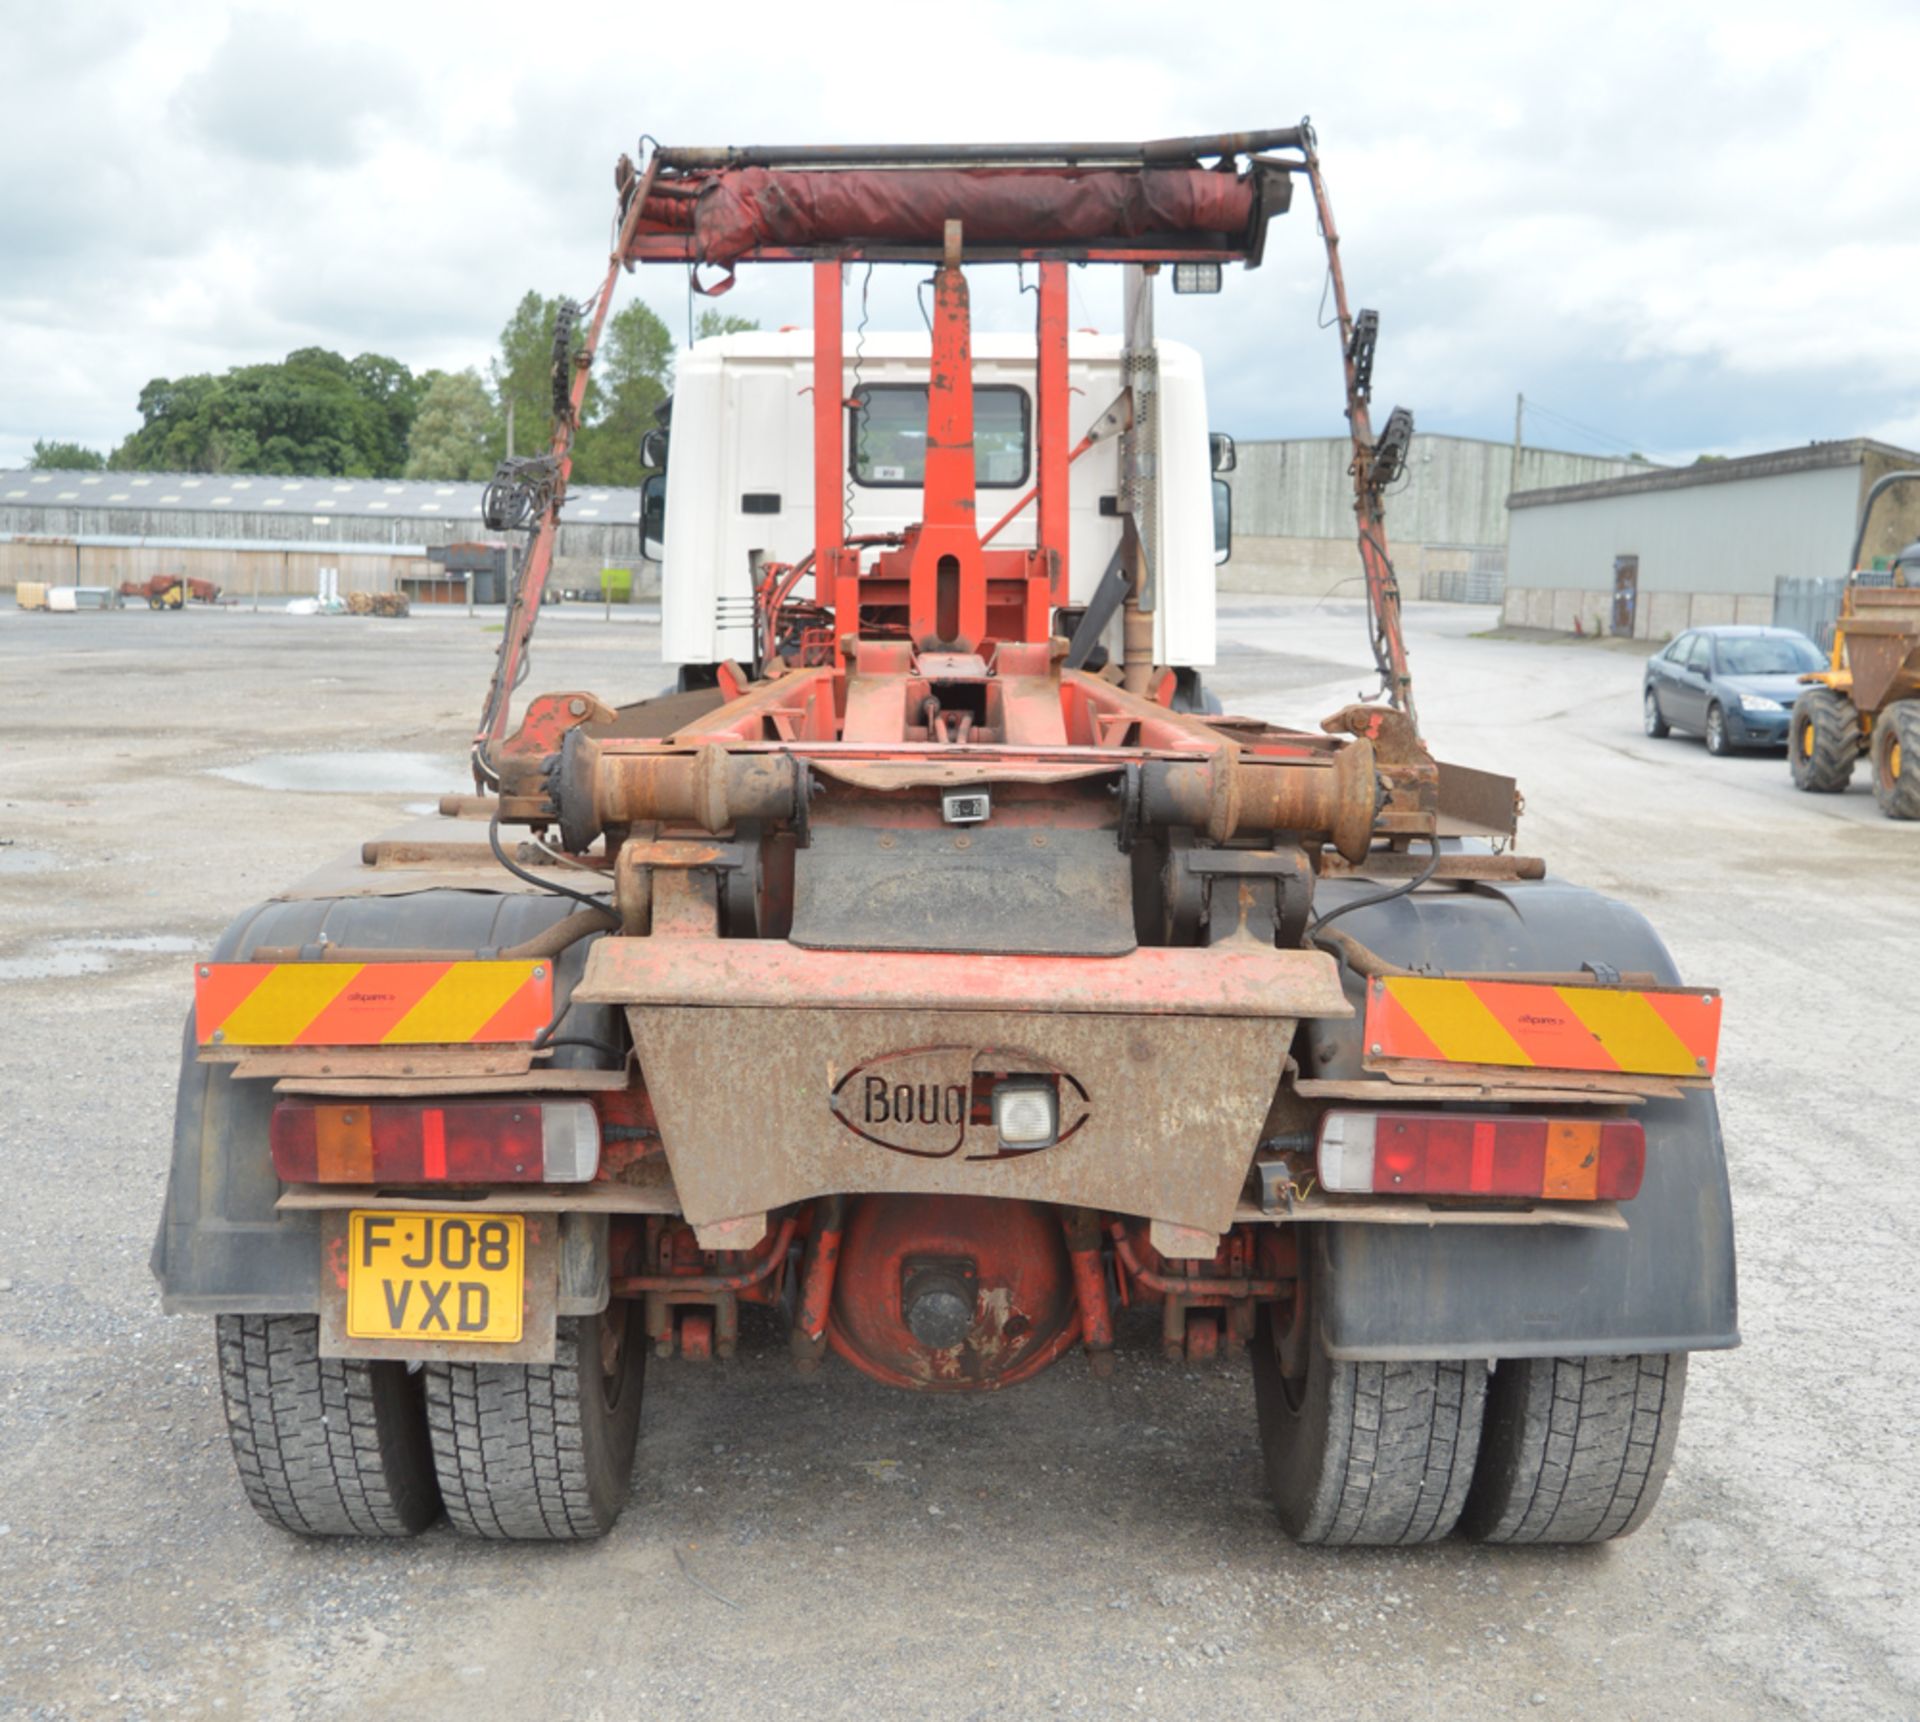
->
xmin=0 ymin=531 xmax=428 ymax=556
xmin=1509 ymin=438 xmax=1920 ymax=511
xmin=0 ymin=469 xmax=642 ymax=522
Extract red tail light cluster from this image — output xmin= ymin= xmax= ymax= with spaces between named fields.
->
xmin=270 ymin=1099 xmax=599 ymax=1185
xmin=1316 ymin=1111 xmax=1645 ymax=1202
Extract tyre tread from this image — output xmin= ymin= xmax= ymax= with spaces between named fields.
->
xmin=215 ymin=1314 xmax=439 ymax=1538
xmin=1260 ymin=1337 xmax=1487 ymax=1548
xmin=424 ymin=1317 xmax=624 ymax=1541
xmin=1791 ymin=688 xmax=1859 ymax=793
xmin=1462 ymin=1352 xmax=1686 ymax=1545
xmin=1871 ymin=700 xmax=1920 ymax=819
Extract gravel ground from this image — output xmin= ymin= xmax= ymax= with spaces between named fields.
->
xmin=0 ymin=597 xmax=1913 ymax=1720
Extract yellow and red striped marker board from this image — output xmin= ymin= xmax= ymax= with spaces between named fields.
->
xmin=1365 ymin=976 xmax=1720 ymax=1078
xmin=194 ymin=961 xmax=552 ymax=1048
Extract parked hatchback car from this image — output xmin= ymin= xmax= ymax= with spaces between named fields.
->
xmin=1644 ymin=625 xmax=1826 ymax=754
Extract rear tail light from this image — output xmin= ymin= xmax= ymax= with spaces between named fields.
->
xmin=1316 ymin=1111 xmax=1644 ymax=1202
xmin=270 ymin=1099 xmax=600 ymax=1184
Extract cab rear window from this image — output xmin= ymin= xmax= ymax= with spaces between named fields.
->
xmin=850 ymin=385 xmax=1030 ymax=489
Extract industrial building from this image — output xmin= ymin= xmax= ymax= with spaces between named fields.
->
xmin=1224 ymin=434 xmax=1650 ymax=600
xmin=4 ymin=431 xmax=1656 ymax=615
xmin=1502 ymin=438 xmax=1920 ymax=639
xmin=0 ymin=470 xmax=646 ymax=602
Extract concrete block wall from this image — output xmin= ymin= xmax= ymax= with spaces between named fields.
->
xmin=1215 ymin=534 xmax=1362 ymax=597
xmin=1504 ymin=585 xmax=1776 ymax=640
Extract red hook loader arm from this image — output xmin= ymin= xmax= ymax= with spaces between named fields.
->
xmin=160 ymin=127 xmax=1735 ymax=1552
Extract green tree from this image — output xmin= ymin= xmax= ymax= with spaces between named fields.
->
xmin=348 ymin=351 xmax=426 ymax=473
xmin=696 ymin=310 xmax=760 ymax=340
xmin=491 ymin=292 xmax=678 ymax=486
xmin=404 ymin=368 xmax=501 ymax=480
xmin=28 ymin=439 xmax=106 ymax=470
xmin=109 ymin=349 xmax=420 ymax=476
xmin=574 ymin=301 xmax=675 ymax=486
xmin=491 ymin=292 xmax=582 ymax=463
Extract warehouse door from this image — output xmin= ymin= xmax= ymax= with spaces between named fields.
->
xmin=1611 ymin=555 xmax=1639 ymax=637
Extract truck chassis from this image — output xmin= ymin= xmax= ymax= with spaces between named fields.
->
xmin=156 ymin=126 xmax=1736 ymax=1547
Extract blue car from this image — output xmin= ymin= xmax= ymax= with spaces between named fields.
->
xmin=1643 ymin=625 xmax=1826 ymax=754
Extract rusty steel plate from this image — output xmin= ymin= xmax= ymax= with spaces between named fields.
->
xmin=625 ymin=1004 xmax=1292 ymax=1234
xmin=578 ymin=937 xmax=1352 ymax=1019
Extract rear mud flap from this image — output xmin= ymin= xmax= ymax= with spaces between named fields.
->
xmin=1316 ymin=1088 xmax=1738 ymax=1360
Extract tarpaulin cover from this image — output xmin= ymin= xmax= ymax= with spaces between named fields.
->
xmin=641 ymin=168 xmax=1258 ymax=264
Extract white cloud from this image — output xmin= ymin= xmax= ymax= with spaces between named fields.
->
xmin=2 ymin=0 xmax=1918 ymax=467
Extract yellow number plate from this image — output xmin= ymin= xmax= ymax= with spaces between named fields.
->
xmin=346 ymin=1210 xmax=524 ymax=1344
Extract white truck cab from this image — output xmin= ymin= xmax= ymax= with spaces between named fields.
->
xmin=645 ymin=330 xmax=1229 ymax=675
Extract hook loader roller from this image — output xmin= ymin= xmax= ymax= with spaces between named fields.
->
xmin=155 ymin=125 xmax=1735 ymax=1547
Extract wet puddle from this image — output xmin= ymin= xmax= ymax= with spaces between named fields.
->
xmin=207 ymin=751 xmax=467 ymax=795
xmin=0 ymin=934 xmax=199 ymax=982
xmin=0 ymin=846 xmax=60 ymax=876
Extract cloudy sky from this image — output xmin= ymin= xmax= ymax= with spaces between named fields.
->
xmin=4 ymin=0 xmax=1916 ymax=470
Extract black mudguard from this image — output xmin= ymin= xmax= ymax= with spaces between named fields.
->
xmin=152 ymin=891 xmax=614 ymax=1314
xmin=1301 ymin=876 xmax=1738 ymax=1361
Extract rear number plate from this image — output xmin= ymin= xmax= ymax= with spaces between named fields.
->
xmin=346 ymin=1210 xmax=524 ymax=1344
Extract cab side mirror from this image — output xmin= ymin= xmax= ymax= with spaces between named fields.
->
xmin=1212 ymin=476 xmax=1232 ymax=567
xmin=640 ymin=427 xmax=669 ymax=471
xmin=1209 ymin=432 xmax=1237 ymax=474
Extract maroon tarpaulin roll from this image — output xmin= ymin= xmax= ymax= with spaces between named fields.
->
xmin=642 ymin=167 xmax=1258 ymax=263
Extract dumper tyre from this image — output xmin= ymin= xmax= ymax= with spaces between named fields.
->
xmin=216 ymin=1314 xmax=442 ymax=1538
xmin=425 ymin=1304 xmax=643 ymax=1540
xmin=1459 ymin=1352 xmax=1687 ymax=1544
xmin=1869 ymin=700 xmax=1920 ymax=819
xmin=1252 ymin=1297 xmax=1486 ymax=1546
xmin=1789 ymin=688 xmax=1858 ymax=792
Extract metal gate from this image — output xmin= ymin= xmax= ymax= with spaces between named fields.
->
xmin=1772 ymin=574 xmax=1847 ymax=651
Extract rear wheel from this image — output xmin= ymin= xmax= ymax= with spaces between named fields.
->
xmin=1643 ymin=688 xmax=1670 ymax=738
xmin=425 ymin=1305 xmax=644 ymax=1540
xmin=1704 ymin=703 xmax=1731 ymax=755
xmin=1252 ymin=1287 xmax=1486 ymax=1547
xmin=1790 ymin=688 xmax=1859 ymax=792
xmin=216 ymin=1314 xmax=441 ymax=1538
xmin=1460 ymin=1352 xmax=1687 ymax=1544
xmin=1869 ymin=700 xmax=1920 ymax=819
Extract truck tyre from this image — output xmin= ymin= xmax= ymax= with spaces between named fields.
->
xmin=425 ymin=1304 xmax=643 ymax=1540
xmin=1459 ymin=1352 xmax=1687 ymax=1544
xmin=216 ymin=1314 xmax=442 ymax=1538
xmin=1869 ymin=700 xmax=1920 ymax=819
xmin=1790 ymin=688 xmax=1858 ymax=792
xmin=1252 ymin=1298 xmax=1486 ymax=1546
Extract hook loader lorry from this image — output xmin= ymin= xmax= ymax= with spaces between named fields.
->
xmin=156 ymin=126 xmax=1735 ymax=1548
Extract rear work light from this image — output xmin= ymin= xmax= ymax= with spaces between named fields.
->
xmin=1316 ymin=1111 xmax=1645 ymax=1203
xmin=270 ymin=1099 xmax=600 ymax=1185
